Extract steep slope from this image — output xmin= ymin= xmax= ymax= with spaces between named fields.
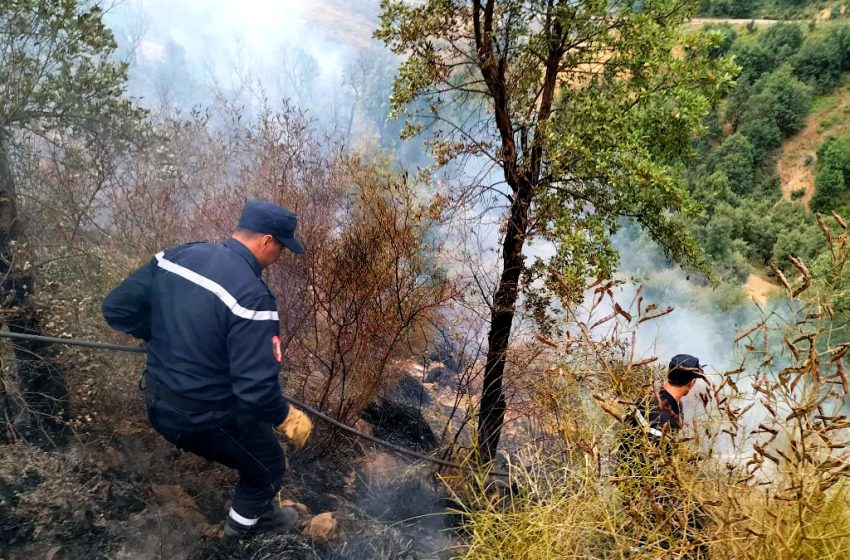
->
xmin=778 ymin=83 xmax=850 ymax=207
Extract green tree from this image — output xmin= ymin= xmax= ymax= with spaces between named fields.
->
xmin=710 ymin=134 xmax=757 ymax=195
xmin=378 ymin=0 xmax=735 ymax=461
xmin=812 ymin=167 xmax=845 ymax=213
xmin=817 ymin=136 xmax=850 ymax=179
xmin=755 ymin=70 xmax=812 ymax=137
xmin=732 ymin=42 xmax=775 ymax=85
xmin=700 ymin=0 xmax=758 ymax=18
xmin=831 ymin=25 xmax=850 ymax=70
xmin=792 ymin=36 xmax=843 ymax=93
xmin=738 ymin=95 xmax=782 ymax=160
xmin=0 ymin=0 xmax=145 ymax=436
xmin=759 ymin=22 xmax=803 ymax=62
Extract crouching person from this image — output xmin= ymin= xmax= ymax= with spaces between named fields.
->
xmin=102 ymin=200 xmax=313 ymax=540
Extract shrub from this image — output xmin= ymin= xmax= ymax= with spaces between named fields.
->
xmin=732 ymin=42 xmax=775 ymax=85
xmin=700 ymin=0 xmax=758 ymax=17
xmin=792 ymin=36 xmax=843 ymax=92
xmin=702 ymin=23 xmax=737 ymax=59
xmin=812 ymin=166 xmax=846 ymax=212
xmin=831 ymin=25 xmax=850 ymax=70
xmin=759 ymin=22 xmax=804 ymax=62
xmin=755 ymin=70 xmax=812 ymax=137
xmin=817 ymin=136 xmax=850 ymax=180
xmin=738 ymin=95 xmax=783 ymax=158
xmin=710 ymin=133 xmax=757 ymax=194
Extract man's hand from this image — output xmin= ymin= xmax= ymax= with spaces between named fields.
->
xmin=277 ymin=406 xmax=313 ymax=448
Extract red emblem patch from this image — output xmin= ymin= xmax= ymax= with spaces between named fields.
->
xmin=272 ymin=335 xmax=283 ymax=364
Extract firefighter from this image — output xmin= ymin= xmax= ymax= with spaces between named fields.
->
xmin=618 ymin=354 xmax=710 ymax=557
xmin=102 ymin=200 xmax=313 ymax=540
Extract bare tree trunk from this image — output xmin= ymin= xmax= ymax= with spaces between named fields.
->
xmin=477 ymin=179 xmax=532 ymax=463
xmin=0 ymin=132 xmax=68 ymax=441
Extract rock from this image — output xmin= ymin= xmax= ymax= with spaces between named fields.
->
xmin=301 ymin=512 xmax=338 ymax=541
xmin=354 ymin=418 xmax=374 ymax=438
xmin=148 ymin=484 xmax=207 ymax=529
xmin=358 ymin=452 xmax=404 ymax=487
xmin=279 ymin=499 xmax=310 ymax=516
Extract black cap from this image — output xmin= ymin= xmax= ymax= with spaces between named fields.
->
xmin=668 ymin=354 xmax=708 ymax=384
xmin=238 ymin=200 xmax=304 ymax=255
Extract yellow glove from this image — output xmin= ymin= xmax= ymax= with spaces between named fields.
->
xmin=277 ymin=406 xmax=313 ymax=448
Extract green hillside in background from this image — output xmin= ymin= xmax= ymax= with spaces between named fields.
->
xmin=684 ymin=17 xmax=850 ymax=320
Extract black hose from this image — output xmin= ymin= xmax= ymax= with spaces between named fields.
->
xmin=0 ymin=330 xmax=509 ymax=478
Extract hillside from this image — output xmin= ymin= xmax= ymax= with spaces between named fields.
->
xmin=778 ymin=83 xmax=850 ymax=206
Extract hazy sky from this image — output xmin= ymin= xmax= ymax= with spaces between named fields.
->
xmin=105 ymin=0 xmax=377 ymax=99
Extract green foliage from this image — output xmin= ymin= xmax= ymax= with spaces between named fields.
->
xmin=709 ymin=133 xmax=757 ymax=195
xmin=772 ymin=224 xmax=824 ymax=266
xmin=759 ymin=22 xmax=804 ymax=62
xmin=699 ymin=0 xmax=759 ymax=18
xmin=811 ymin=137 xmax=850 ymax=212
xmin=0 ymin=0 xmax=146 ymax=139
xmin=755 ymin=71 xmax=812 ymax=137
xmin=831 ymin=25 xmax=850 ymax=71
xmin=792 ymin=36 xmax=843 ymax=93
xmin=732 ymin=42 xmax=775 ymax=85
xmin=738 ymin=94 xmax=783 ymax=159
xmin=817 ymin=136 xmax=850 ymax=176
xmin=812 ymin=167 xmax=845 ymax=212
xmin=378 ymin=0 xmax=737 ymax=296
xmin=702 ymin=23 xmax=737 ymax=59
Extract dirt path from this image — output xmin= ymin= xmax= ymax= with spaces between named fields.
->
xmin=777 ymin=84 xmax=850 ymax=207
xmin=689 ymin=18 xmax=798 ymax=26
xmin=743 ymin=273 xmax=778 ymax=305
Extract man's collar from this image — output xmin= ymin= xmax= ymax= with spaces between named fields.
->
xmin=658 ymin=388 xmax=681 ymax=415
xmin=223 ymin=237 xmax=261 ymax=277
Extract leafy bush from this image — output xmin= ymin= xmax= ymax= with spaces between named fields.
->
xmin=817 ymin=136 xmax=850 ymax=178
xmin=755 ymin=70 xmax=812 ymax=137
xmin=699 ymin=0 xmax=759 ymax=18
xmin=709 ymin=133 xmax=757 ymax=194
xmin=812 ymin=166 xmax=846 ymax=212
xmin=738 ymin=94 xmax=783 ymax=158
xmin=831 ymin=25 xmax=850 ymax=70
xmin=792 ymin=36 xmax=843 ymax=92
xmin=812 ymin=137 xmax=850 ymax=212
xmin=702 ymin=23 xmax=738 ymax=59
xmin=732 ymin=42 xmax=775 ymax=85
xmin=771 ymin=225 xmax=823 ymax=267
xmin=759 ymin=22 xmax=804 ymax=62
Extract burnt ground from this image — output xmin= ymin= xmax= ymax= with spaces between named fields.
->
xmin=0 ymin=396 xmax=461 ymax=560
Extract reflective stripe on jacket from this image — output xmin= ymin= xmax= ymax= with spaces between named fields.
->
xmin=103 ymin=238 xmax=289 ymax=430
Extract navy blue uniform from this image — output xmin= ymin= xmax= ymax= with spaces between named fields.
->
xmin=628 ymin=389 xmax=681 ymax=443
xmin=103 ymin=238 xmax=289 ymax=520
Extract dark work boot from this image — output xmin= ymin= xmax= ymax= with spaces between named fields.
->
xmin=255 ymin=502 xmax=299 ymax=535
xmin=222 ymin=509 xmax=257 ymax=541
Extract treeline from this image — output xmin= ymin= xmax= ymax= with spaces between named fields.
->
xmin=700 ymin=0 xmax=846 ymax=19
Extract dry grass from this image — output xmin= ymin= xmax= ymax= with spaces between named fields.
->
xmin=448 ymin=215 xmax=850 ymax=560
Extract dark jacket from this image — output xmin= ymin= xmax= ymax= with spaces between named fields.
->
xmin=102 ymin=238 xmax=289 ymax=431
xmin=628 ymin=388 xmax=682 ymax=443
xmin=618 ymin=388 xmax=682 ymax=478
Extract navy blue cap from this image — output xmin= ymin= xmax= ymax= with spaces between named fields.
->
xmin=668 ymin=354 xmax=707 ymax=383
xmin=238 ymin=200 xmax=304 ymax=255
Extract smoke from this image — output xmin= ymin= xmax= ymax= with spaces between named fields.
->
xmin=104 ymin=0 xmax=388 ymax=126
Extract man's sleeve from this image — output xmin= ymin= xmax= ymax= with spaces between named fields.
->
xmin=226 ymin=296 xmax=289 ymax=425
xmin=102 ymin=259 xmax=156 ymax=340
